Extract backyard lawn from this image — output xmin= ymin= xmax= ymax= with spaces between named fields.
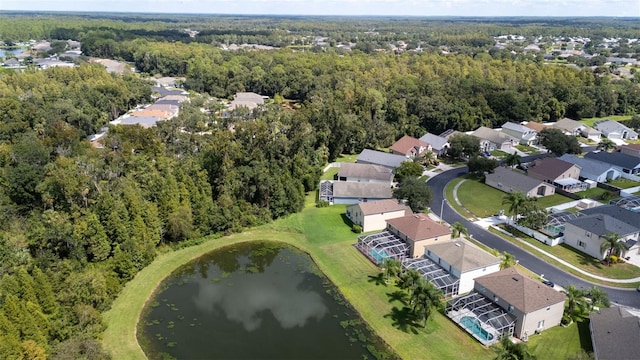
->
xmin=579 ymin=115 xmax=633 ymax=127
xmin=515 ymin=144 xmax=541 ymax=155
xmin=527 ymin=320 xmax=591 ymax=359
xmin=574 ymin=187 xmax=609 ymax=199
xmin=607 ymin=178 xmax=640 ymax=189
xmin=454 ymin=176 xmax=574 ymax=218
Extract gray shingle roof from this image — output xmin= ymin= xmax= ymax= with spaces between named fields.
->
xmin=585 ymin=151 xmax=640 ymax=170
xmin=590 ymin=307 xmax=640 ymax=360
xmin=485 ymin=167 xmax=548 ymax=194
xmin=594 ymin=119 xmax=637 ymax=136
xmin=357 ymin=149 xmax=409 ymax=169
xmin=419 ymin=133 xmax=449 ymax=151
xmin=528 ymin=157 xmax=577 ymax=181
xmin=579 ymin=204 xmax=640 ymax=229
xmin=558 ymin=154 xmax=615 ymax=179
xmin=471 ymin=126 xmax=517 ymax=146
xmin=332 ymin=182 xmax=393 ymax=199
xmin=565 ymin=213 xmax=639 ymax=236
xmin=337 ymin=163 xmax=393 ymax=182
xmin=553 ymin=118 xmax=584 ymax=132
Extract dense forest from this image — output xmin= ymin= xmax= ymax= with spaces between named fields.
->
xmin=0 ymin=14 xmax=639 ymax=359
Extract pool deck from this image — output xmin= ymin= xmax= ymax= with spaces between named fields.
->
xmin=447 ymin=308 xmax=500 ymax=346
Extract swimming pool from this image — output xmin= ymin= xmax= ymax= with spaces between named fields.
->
xmin=369 ymin=249 xmax=389 ymax=264
xmin=460 ymin=316 xmax=494 ymax=342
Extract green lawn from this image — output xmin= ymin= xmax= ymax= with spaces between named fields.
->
xmin=491 ymin=150 xmax=510 ymax=159
xmin=579 ymin=115 xmax=633 ymax=127
xmin=492 ymin=225 xmax=640 ymax=286
xmin=454 ymin=177 xmax=573 ymax=218
xmin=515 ymin=144 xmax=541 ymax=155
xmin=606 ymin=178 xmax=640 ymax=189
xmin=321 ymin=166 xmax=338 ymax=180
xmin=103 ymin=196 xmax=494 ymax=360
xmin=527 ymin=320 xmax=591 ymax=359
xmin=574 ymin=187 xmax=609 ymax=199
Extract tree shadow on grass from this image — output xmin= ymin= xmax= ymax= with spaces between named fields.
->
xmin=386 ymin=290 xmax=409 ymax=305
xmin=368 ymin=273 xmax=387 ymax=286
xmin=384 ymin=306 xmax=420 ymax=334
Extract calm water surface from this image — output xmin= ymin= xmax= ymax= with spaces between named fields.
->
xmin=138 ymin=242 xmax=396 ymax=360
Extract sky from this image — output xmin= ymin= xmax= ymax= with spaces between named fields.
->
xmin=1 ymin=0 xmax=638 ymax=17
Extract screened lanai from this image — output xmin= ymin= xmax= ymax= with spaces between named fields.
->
xmin=402 ymin=257 xmax=459 ymax=297
xmin=543 ymin=211 xmax=578 ymax=236
xmin=319 ymin=181 xmax=333 ymax=203
xmin=610 ymin=195 xmax=640 ymax=213
xmin=446 ymin=292 xmax=516 ymax=346
xmin=356 ymin=231 xmax=409 ymax=265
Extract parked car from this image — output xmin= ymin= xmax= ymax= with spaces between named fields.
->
xmin=481 ymin=151 xmax=491 ymax=157
xmin=542 ymin=280 xmax=555 ymax=288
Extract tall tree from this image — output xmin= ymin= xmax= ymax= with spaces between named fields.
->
xmin=500 ymin=251 xmax=517 ymax=270
xmin=504 ymin=151 xmax=522 ymax=168
xmin=597 ymin=138 xmax=616 ymax=152
xmin=451 ymin=222 xmax=469 ymax=238
xmin=412 ymin=279 xmax=443 ymax=329
xmin=501 ymin=191 xmax=527 ymax=223
xmin=563 ymin=285 xmax=589 ymax=323
xmin=599 ymin=232 xmax=629 ymax=265
xmin=393 ymin=177 xmax=433 ymax=212
xmin=382 ymin=258 xmax=402 ymax=284
xmin=493 ymin=334 xmax=536 ymax=360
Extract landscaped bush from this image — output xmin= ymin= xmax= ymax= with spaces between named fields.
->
xmin=317 ymin=200 xmax=330 ymax=208
xmin=352 ymin=224 xmax=363 ymax=233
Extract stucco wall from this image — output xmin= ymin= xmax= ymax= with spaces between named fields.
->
xmin=458 ymin=264 xmax=501 ymax=294
xmin=563 ymin=222 xmax=638 ymax=260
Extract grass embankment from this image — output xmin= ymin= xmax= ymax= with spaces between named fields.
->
xmin=103 ymin=198 xmax=492 ymax=360
xmin=607 ymin=178 xmax=640 ymax=189
xmin=579 ymin=115 xmax=633 ymax=127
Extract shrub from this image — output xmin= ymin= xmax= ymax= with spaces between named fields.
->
xmin=352 ymin=224 xmax=362 ymax=234
xmin=316 ymin=200 xmax=330 ymax=208
xmin=609 ymin=255 xmax=618 ymax=263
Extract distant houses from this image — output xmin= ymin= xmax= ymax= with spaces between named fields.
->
xmin=558 ymin=154 xmax=621 ymax=182
xmin=222 ymin=92 xmax=265 ymax=118
xmin=501 ymin=122 xmax=538 ymax=146
xmin=585 ymin=151 xmax=640 ymax=175
xmin=471 ymin=126 xmax=518 ymax=153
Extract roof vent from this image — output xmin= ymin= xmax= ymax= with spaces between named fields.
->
xmin=512 ymin=277 xmax=519 ymax=282
xmin=455 ymin=243 xmax=461 ymax=247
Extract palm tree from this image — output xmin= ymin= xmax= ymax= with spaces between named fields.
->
xmin=599 ymin=232 xmax=629 ymax=265
xmin=411 ymin=279 xmax=443 ymax=328
xmin=597 ymin=138 xmax=616 ymax=152
xmin=398 ymin=268 xmax=422 ymax=295
xmin=586 ymin=286 xmax=611 ymax=310
xmin=451 ymin=222 xmax=469 ymax=238
xmin=504 ymin=151 xmax=522 ymax=168
xmin=563 ymin=285 xmax=589 ymax=323
xmin=493 ymin=334 xmax=536 ymax=360
xmin=500 ymin=251 xmax=517 ymax=270
xmin=382 ymin=258 xmax=401 ymax=284
xmin=419 ymin=150 xmax=438 ymax=167
xmin=502 ymin=191 xmax=527 ymax=223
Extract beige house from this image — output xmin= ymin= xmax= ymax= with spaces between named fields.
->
xmin=424 ymin=239 xmax=501 ymax=294
xmin=346 ymin=199 xmax=412 ymax=232
xmin=470 ymin=126 xmax=518 ymax=152
xmin=528 ymin=157 xmax=587 ymax=192
xmin=474 ymin=267 xmax=566 ymax=338
xmin=386 ymin=213 xmax=452 ymax=258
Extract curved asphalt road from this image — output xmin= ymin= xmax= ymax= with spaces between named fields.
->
xmin=427 ymin=161 xmax=640 ymax=308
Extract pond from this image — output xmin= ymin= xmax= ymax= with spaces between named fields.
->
xmin=138 ymin=241 xmax=397 ymax=360
xmin=0 ymin=48 xmax=24 ymax=58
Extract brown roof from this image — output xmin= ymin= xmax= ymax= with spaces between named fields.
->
xmin=475 ymin=267 xmax=566 ymax=313
xmin=425 ymin=239 xmax=500 ymax=272
xmin=528 ymin=157 xmax=577 ymax=180
xmin=387 ymin=213 xmax=452 ymax=241
xmin=131 ymin=109 xmax=171 ymax=119
xmin=389 ymin=135 xmax=430 ymax=156
xmin=524 ymin=122 xmax=547 ymax=132
xmin=355 ymin=199 xmax=413 ymax=216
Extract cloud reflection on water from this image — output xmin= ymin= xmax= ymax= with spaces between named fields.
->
xmin=191 ymin=256 xmax=328 ymax=331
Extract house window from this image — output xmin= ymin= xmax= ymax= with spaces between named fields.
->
xmin=508 ymin=305 xmax=514 ymax=313
xmin=497 ymin=182 xmax=503 ymax=188
xmin=578 ymin=240 xmax=586 ymax=248
xmin=427 ymin=250 xmax=431 ymax=256
xmin=585 ymin=231 xmax=591 ymax=238
xmin=537 ymin=320 xmax=545 ymax=329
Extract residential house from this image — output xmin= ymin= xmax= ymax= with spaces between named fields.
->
xmin=528 ymin=157 xmax=587 ymax=192
xmin=390 ymin=135 xmax=431 ymax=158
xmin=331 ymin=182 xmax=393 ymax=205
xmin=581 ymin=126 xmax=603 ymax=142
xmin=3 ymin=58 xmax=20 ymax=68
xmin=558 ymin=154 xmax=621 ymax=182
xmin=594 ymin=120 xmax=638 ymax=140
xmin=585 ymin=151 xmax=640 ymax=175
xmin=470 ymin=126 xmax=517 ymax=152
xmin=501 ymin=122 xmax=538 ymax=145
xmin=119 ymin=116 xmax=162 ymax=128
xmin=386 ymin=213 xmax=452 ymax=258
xmin=618 ymin=143 xmax=640 ymax=158
xmin=590 ymin=307 xmax=640 ymax=360
xmin=222 ymin=92 xmax=265 ymax=117
xmin=336 ymin=163 xmax=394 ymax=184
xmin=552 ymin=118 xmax=585 ymax=136
xmin=356 ymin=149 xmax=409 ymax=170
xmin=472 ymin=267 xmax=566 ymax=339
xmin=562 ymin=213 xmax=639 ymax=260
xmin=346 ymin=199 xmax=413 ymax=232
xmin=419 ymin=133 xmax=449 ymax=157
xmin=439 ymin=129 xmax=461 ymax=139
xmin=579 ymin=204 xmax=640 ymax=229
xmin=485 ymin=167 xmax=556 ymax=197
xmin=523 ymin=121 xmax=548 ymax=133
xmin=424 ymin=239 xmax=501 ymax=294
